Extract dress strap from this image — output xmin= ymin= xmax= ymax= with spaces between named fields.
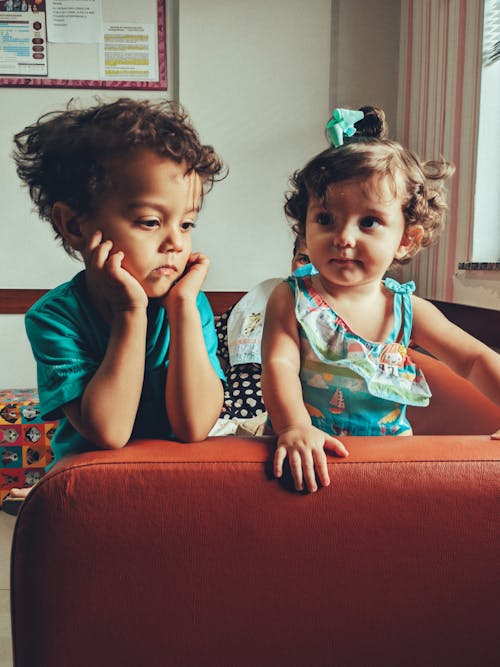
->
xmin=384 ymin=277 xmax=415 ymax=347
xmin=292 ymin=262 xmax=319 ymax=277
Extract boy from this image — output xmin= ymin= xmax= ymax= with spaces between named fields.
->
xmin=11 ymin=97 xmax=226 ymax=481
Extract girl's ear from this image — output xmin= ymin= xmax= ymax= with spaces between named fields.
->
xmin=395 ymin=224 xmax=424 ymax=260
xmin=51 ymin=202 xmax=85 ymax=251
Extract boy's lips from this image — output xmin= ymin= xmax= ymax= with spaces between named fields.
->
xmin=153 ymin=265 xmax=178 ymax=276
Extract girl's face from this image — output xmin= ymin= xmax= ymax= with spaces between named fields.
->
xmin=304 ymin=175 xmax=411 ymax=290
xmin=79 ymin=149 xmax=201 ymax=298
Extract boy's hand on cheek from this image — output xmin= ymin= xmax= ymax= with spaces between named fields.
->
xmin=163 ymin=252 xmax=209 ymax=309
xmin=85 ymin=230 xmax=148 ymax=318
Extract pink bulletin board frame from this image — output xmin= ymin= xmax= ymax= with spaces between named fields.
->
xmin=0 ymin=0 xmax=167 ymax=90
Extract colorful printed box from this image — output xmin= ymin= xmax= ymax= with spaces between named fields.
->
xmin=0 ymin=388 xmax=56 ymax=506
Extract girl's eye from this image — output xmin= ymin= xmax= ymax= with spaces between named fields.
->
xmin=181 ymin=221 xmax=196 ymax=231
xmin=297 ymin=253 xmax=310 ymax=265
xmin=360 ymin=217 xmax=381 ymax=229
xmin=316 ymin=212 xmax=332 ymax=226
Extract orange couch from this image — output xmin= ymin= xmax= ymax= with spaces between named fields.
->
xmin=10 ymin=349 xmax=500 ymax=667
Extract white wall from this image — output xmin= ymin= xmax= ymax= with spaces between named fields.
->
xmin=1 ymin=0 xmax=405 ymax=387
xmin=3 ymin=0 xmax=494 ymax=389
xmin=0 ymin=1 xmax=178 ymax=388
xmin=1 ymin=0 xmax=335 ymax=386
xmin=332 ymin=0 xmax=401 ymax=131
xmin=177 ymin=0 xmax=332 ymax=290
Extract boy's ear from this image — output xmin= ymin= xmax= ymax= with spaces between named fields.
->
xmin=51 ymin=202 xmax=85 ymax=251
xmin=395 ymin=224 xmax=424 ymax=260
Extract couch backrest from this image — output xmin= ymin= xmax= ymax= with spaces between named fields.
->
xmin=407 ymin=348 xmax=500 ymax=435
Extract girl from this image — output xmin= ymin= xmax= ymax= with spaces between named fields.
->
xmin=261 ymin=106 xmax=500 ymax=493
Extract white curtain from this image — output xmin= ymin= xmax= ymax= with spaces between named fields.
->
xmin=396 ymin=0 xmax=484 ymax=301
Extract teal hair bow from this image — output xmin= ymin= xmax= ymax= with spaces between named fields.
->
xmin=326 ymin=108 xmax=365 ymax=147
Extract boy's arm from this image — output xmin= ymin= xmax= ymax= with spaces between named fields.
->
xmin=261 ymin=283 xmax=348 ymax=492
xmin=411 ymin=296 xmax=500 ymax=405
xmin=63 ymin=233 xmax=150 ymax=449
xmin=163 ymin=253 xmax=224 ymax=441
xmin=63 ymin=309 xmax=147 ymax=448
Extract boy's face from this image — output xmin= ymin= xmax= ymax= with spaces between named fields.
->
xmin=80 ymin=149 xmax=202 ymax=298
xmin=291 ymin=240 xmax=310 ymax=272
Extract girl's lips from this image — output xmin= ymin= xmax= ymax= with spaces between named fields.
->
xmin=330 ymin=257 xmax=357 ymax=263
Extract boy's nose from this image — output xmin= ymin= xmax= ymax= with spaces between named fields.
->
xmin=159 ymin=227 xmax=183 ymax=253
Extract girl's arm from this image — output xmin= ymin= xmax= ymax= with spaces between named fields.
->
xmin=411 ymin=296 xmax=500 ymax=405
xmin=261 ymin=283 xmax=348 ymax=492
xmin=163 ymin=253 xmax=224 ymax=441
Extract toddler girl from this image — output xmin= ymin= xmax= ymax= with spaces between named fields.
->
xmin=261 ymin=106 xmax=500 ymax=493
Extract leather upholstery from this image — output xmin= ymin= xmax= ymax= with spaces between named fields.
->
xmin=10 ymin=351 xmax=500 ymax=667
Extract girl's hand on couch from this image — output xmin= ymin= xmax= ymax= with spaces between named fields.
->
xmin=491 ymin=429 xmax=500 ymax=440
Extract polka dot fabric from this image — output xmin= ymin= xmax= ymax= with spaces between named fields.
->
xmin=215 ymin=307 xmax=266 ymax=420
xmin=222 ymin=363 xmax=265 ymax=419
xmin=215 ymin=306 xmax=232 ymax=371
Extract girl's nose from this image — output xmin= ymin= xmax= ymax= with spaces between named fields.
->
xmin=159 ymin=226 xmax=183 ymax=253
xmin=333 ymin=223 xmax=356 ymax=248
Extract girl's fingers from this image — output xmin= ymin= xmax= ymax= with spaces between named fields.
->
xmin=288 ymin=450 xmax=304 ymax=492
xmin=324 ymin=436 xmax=349 ymax=458
xmin=312 ymin=448 xmax=330 ymax=488
xmin=491 ymin=429 xmax=500 ymax=440
xmin=273 ymin=446 xmax=286 ymax=478
xmin=301 ymin=450 xmax=318 ymax=493
xmin=275 ymin=430 xmax=341 ymax=492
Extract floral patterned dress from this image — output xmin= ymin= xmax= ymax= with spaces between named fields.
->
xmin=290 ymin=274 xmax=431 ymax=436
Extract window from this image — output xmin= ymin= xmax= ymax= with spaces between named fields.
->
xmin=471 ymin=0 xmax=500 ymax=264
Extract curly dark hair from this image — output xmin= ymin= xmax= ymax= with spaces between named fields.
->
xmin=285 ymin=106 xmax=455 ymax=264
xmin=13 ymin=97 xmax=226 ymax=257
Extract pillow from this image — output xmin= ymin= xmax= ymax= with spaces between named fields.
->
xmin=215 ymin=307 xmax=265 ymax=420
xmin=215 ymin=305 xmax=233 ymax=373
xmin=222 ymin=363 xmax=265 ymax=420
xmin=0 ymin=388 xmax=55 ymax=507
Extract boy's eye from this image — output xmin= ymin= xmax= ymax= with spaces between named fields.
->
xmin=360 ymin=217 xmax=381 ymax=229
xmin=316 ymin=212 xmax=332 ymax=226
xmin=138 ymin=218 xmax=160 ymax=229
xmin=181 ymin=221 xmax=196 ymax=231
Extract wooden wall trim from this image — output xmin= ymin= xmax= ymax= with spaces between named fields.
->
xmin=205 ymin=291 xmax=246 ymax=315
xmin=429 ymin=300 xmax=499 ymax=350
xmin=0 ymin=289 xmax=246 ymax=316
xmin=0 ymin=290 xmax=497 ymax=348
xmin=0 ymin=289 xmax=47 ymax=314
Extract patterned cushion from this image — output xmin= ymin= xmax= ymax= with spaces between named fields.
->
xmin=0 ymin=388 xmax=55 ymax=505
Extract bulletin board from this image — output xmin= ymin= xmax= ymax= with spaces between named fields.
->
xmin=0 ymin=0 xmax=167 ymax=90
